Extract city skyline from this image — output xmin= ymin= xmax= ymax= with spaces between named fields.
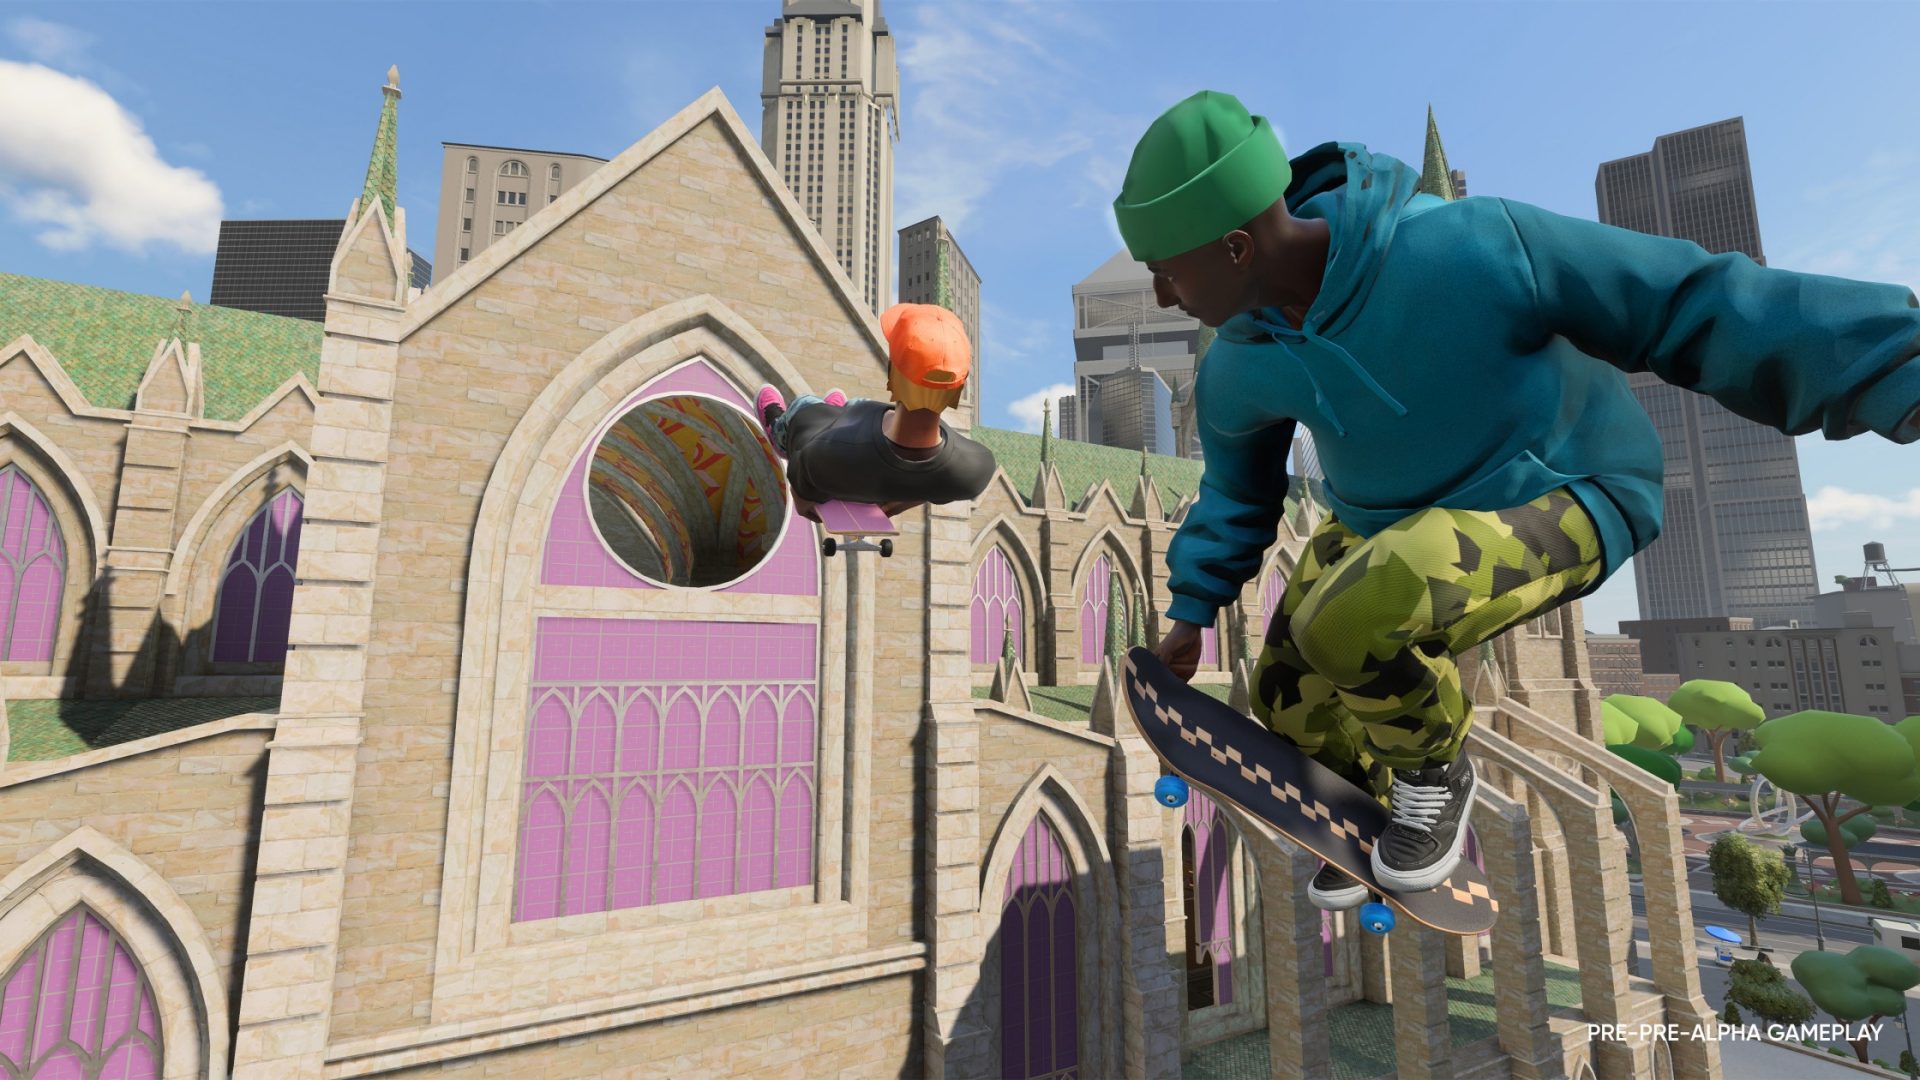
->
xmin=2 ymin=2 xmax=1917 ymax=636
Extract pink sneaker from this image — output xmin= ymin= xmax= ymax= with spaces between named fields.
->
xmin=823 ymin=388 xmax=847 ymax=407
xmin=754 ymin=386 xmax=786 ymax=451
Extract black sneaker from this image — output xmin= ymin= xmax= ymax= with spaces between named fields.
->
xmin=1371 ymin=753 xmax=1478 ymax=892
xmin=1307 ymin=862 xmax=1366 ymax=911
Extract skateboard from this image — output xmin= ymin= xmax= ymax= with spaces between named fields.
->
xmin=814 ymin=499 xmax=895 ymax=558
xmin=1122 ymin=646 xmax=1498 ymax=936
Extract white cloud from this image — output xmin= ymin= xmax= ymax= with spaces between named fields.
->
xmin=892 ymin=1 xmax=1142 ymax=234
xmin=1805 ymin=484 xmax=1920 ymax=532
xmin=1007 ymin=382 xmax=1075 ymax=435
xmin=0 ymin=61 xmax=222 ymax=254
xmin=5 ymin=16 xmax=92 ymax=68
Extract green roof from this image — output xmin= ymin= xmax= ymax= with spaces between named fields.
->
xmin=0 ymin=273 xmax=321 ymax=422
xmin=973 ymin=426 xmax=1317 ymax=520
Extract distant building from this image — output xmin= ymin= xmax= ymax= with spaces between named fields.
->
xmin=1092 ymin=366 xmax=1176 ymax=455
xmin=897 ymin=216 xmax=981 ymax=426
xmin=1815 ymin=576 xmax=1920 ymax=645
xmin=1621 ymin=616 xmax=1757 ymax=676
xmin=432 ymin=143 xmax=606 ymax=279
xmin=210 ymin=219 xmax=430 ymax=322
xmin=1057 ymin=393 xmax=1077 ymax=441
xmin=1678 ymin=626 xmax=1907 ymax=719
xmin=1069 ymin=251 xmax=1201 ymax=452
xmin=1586 ymin=634 xmax=1646 ymax=697
xmin=760 ymin=0 xmax=899 ymax=313
xmin=1597 ymin=117 xmax=1820 ymax=628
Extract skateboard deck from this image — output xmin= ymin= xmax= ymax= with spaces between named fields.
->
xmin=812 ymin=500 xmax=894 ymax=557
xmin=814 ymin=500 xmax=896 ymax=537
xmin=1121 ymin=646 xmax=1497 ymax=936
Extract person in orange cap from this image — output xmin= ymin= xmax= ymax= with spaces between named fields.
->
xmin=756 ymin=302 xmax=996 ymax=521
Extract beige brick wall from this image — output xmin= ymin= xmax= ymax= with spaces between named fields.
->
xmin=334 ymin=116 xmax=894 ymax=1039
xmin=0 ymin=728 xmax=271 ymax=1005
xmin=379 ymin=976 xmax=917 ymax=1079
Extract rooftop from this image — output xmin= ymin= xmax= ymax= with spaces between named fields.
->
xmin=1 ymin=272 xmax=320 ymax=421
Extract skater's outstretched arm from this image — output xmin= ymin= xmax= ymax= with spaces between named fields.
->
xmin=1501 ymin=198 xmax=1920 ymax=444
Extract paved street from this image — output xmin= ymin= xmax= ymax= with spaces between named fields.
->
xmin=1629 ymin=809 xmax=1920 ymax=1071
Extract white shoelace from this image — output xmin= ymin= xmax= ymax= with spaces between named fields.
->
xmin=1389 ymin=780 xmax=1451 ymax=833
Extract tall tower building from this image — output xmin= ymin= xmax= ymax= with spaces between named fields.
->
xmin=761 ymin=0 xmax=900 ymax=315
xmin=1597 ymin=117 xmax=1820 ymax=628
xmin=898 ymin=216 xmax=981 ymax=426
xmin=432 ymin=144 xmax=606 ymax=279
xmin=1069 ymin=251 xmax=1202 ymax=455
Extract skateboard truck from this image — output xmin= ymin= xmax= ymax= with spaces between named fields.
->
xmin=815 ymin=500 xmax=896 ymax=558
xmin=821 ymin=536 xmax=894 ymax=558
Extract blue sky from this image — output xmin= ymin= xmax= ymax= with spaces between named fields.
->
xmin=2 ymin=0 xmax=1918 ymax=635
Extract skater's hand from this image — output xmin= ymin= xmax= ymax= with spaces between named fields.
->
xmin=791 ymin=497 xmax=823 ymax=524
xmin=1155 ymin=620 xmax=1205 ymax=683
xmin=878 ymin=499 xmax=924 ymax=518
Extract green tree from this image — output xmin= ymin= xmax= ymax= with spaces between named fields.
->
xmin=1752 ymin=712 xmax=1920 ymax=905
xmin=1726 ymin=957 xmax=1815 ymax=1027
xmin=1671 ymin=680 xmax=1766 ymax=782
xmin=1869 ymin=879 xmax=1895 ymax=909
xmin=1793 ymin=945 xmax=1920 ymax=1063
xmin=1708 ymin=834 xmax=1790 ymax=945
xmin=1722 ymin=1001 xmax=1742 ymax=1026
xmin=1612 ymin=694 xmax=1686 ymax=750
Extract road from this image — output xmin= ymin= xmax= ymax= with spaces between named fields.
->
xmin=1624 ymin=811 xmax=1920 ymax=1070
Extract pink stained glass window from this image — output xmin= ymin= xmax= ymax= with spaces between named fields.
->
xmin=513 ymin=619 xmax=818 ymax=922
xmin=0 ymin=465 xmax=68 ymax=664
xmin=0 ymin=906 xmax=162 ymax=1079
xmin=211 ymin=488 xmax=303 ymax=664
xmin=1077 ymin=554 xmax=1113 ymax=664
xmin=1182 ymin=790 xmax=1235 ymax=1007
xmin=971 ymin=546 xmax=1024 ymax=665
xmin=999 ymin=817 xmax=1079 ymax=1080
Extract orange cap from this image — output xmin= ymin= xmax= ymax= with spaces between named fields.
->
xmin=879 ymin=303 xmax=971 ymax=390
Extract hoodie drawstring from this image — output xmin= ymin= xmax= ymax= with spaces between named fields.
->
xmin=1250 ymin=312 xmax=1409 ymax=437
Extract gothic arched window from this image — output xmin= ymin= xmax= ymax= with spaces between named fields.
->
xmin=0 ymin=465 xmax=68 ymax=663
xmin=999 ymin=817 xmax=1079 ymax=1080
xmin=0 ymin=906 xmax=161 ymax=1079
xmin=971 ymin=546 xmax=1023 ymax=665
xmin=211 ymin=489 xmax=303 ymax=664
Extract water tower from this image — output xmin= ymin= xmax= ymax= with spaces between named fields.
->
xmin=1864 ymin=542 xmax=1920 ymax=585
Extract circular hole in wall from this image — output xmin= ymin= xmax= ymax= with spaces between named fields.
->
xmin=586 ymin=393 xmax=789 ymax=588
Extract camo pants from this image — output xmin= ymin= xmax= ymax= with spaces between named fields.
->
xmin=1253 ymin=487 xmax=1604 ymax=796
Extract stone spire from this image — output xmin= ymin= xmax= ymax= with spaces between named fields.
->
xmin=1040 ymin=398 xmax=1054 ymax=465
xmin=1418 ymin=104 xmax=1458 ymax=202
xmin=358 ymin=66 xmax=402 ymax=229
xmin=172 ymin=290 xmax=194 ymax=339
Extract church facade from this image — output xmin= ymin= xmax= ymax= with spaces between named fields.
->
xmin=0 ymin=74 xmax=1719 ymax=1079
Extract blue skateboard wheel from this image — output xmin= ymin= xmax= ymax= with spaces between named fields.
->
xmin=1154 ymin=775 xmax=1189 ymax=808
xmin=1360 ymin=901 xmax=1396 ymax=935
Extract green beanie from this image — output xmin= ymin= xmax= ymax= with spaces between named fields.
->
xmin=1113 ymin=91 xmax=1290 ymax=262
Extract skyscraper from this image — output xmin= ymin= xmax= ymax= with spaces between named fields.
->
xmin=898 ymin=216 xmax=981 ymax=426
xmin=1069 ymin=251 xmax=1203 ymax=454
xmin=761 ymin=0 xmax=899 ymax=315
xmin=432 ymin=143 xmax=606 ymax=279
xmin=210 ymin=220 xmax=430 ymax=322
xmin=1596 ymin=117 xmax=1820 ymax=628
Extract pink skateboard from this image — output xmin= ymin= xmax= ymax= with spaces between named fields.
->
xmin=814 ymin=500 xmax=895 ymax=558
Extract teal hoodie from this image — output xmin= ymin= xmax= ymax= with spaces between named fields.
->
xmin=1165 ymin=142 xmax=1920 ymax=628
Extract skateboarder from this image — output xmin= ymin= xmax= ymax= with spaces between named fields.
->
xmin=756 ymin=302 xmax=996 ymax=523
xmin=1115 ymin=90 xmax=1920 ymax=911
